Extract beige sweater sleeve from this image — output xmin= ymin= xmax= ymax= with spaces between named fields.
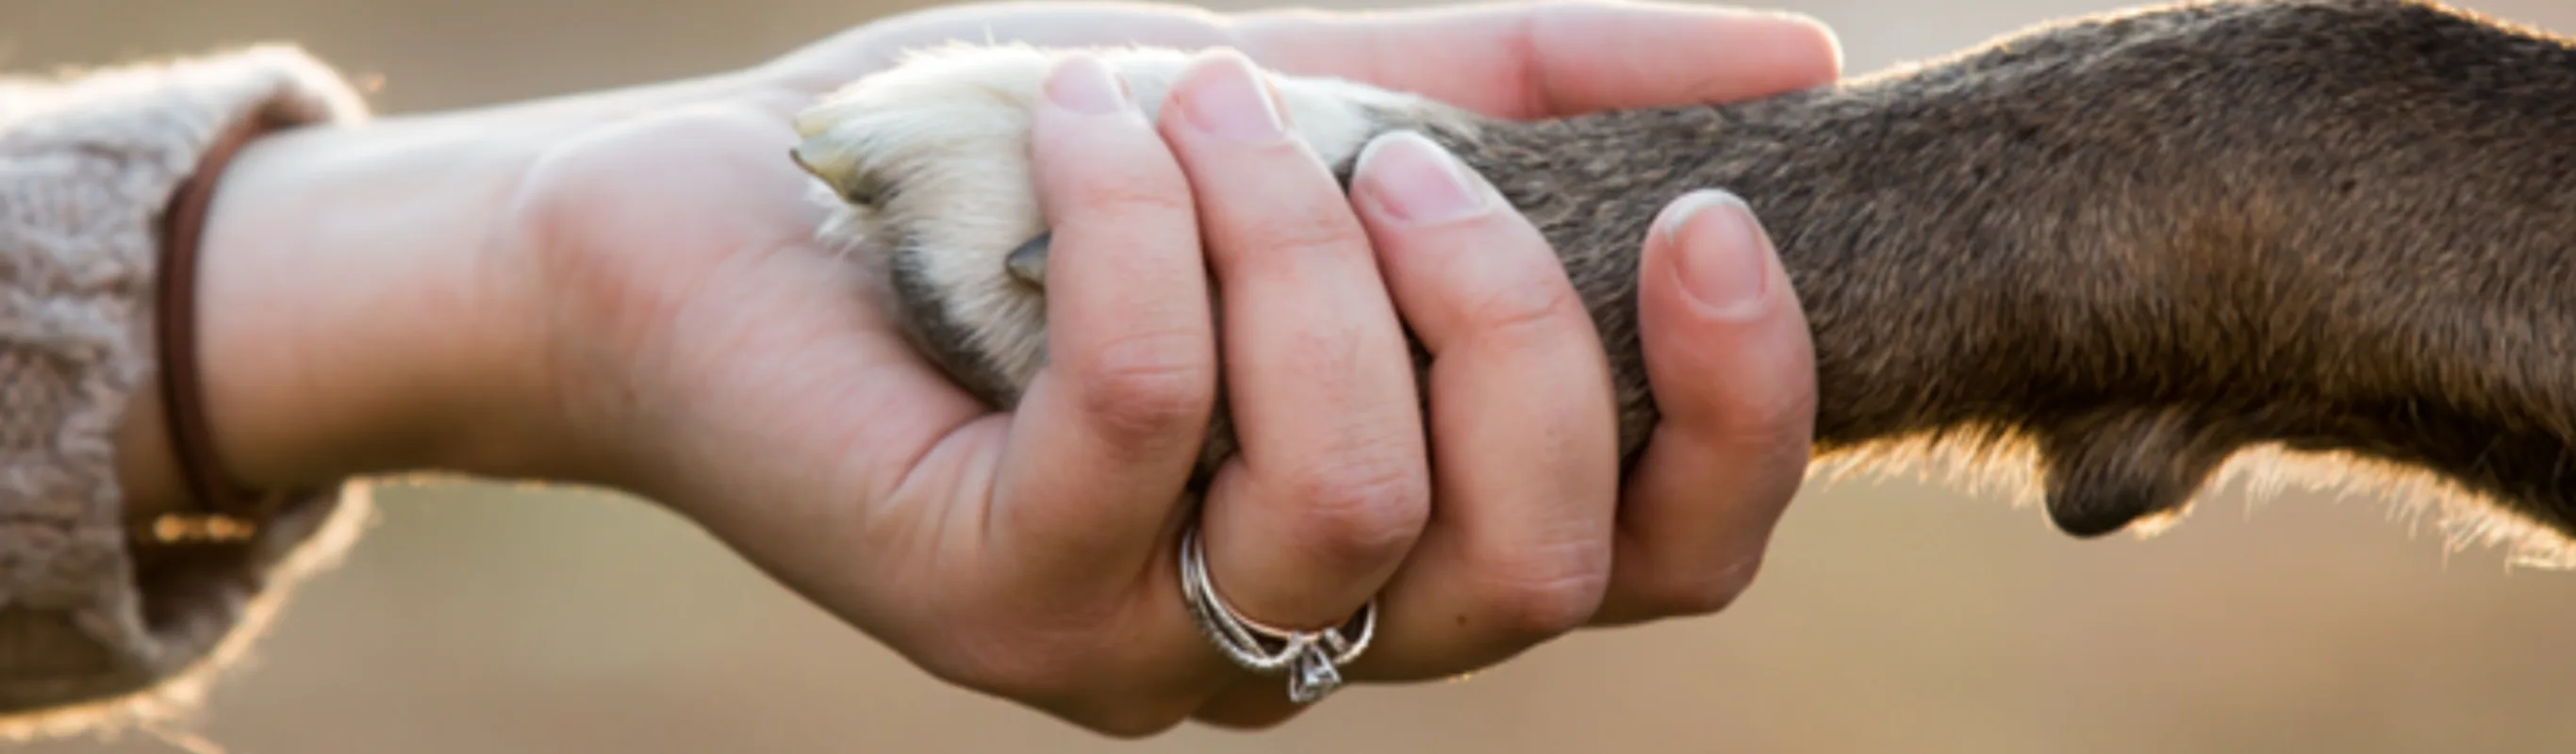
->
xmin=0 ymin=46 xmax=376 ymax=735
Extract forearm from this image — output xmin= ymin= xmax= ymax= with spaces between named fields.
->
xmin=178 ymin=66 xmax=793 ymax=495
xmin=0 ymin=33 xmax=779 ymax=732
xmin=189 ymin=116 xmax=558 ymax=489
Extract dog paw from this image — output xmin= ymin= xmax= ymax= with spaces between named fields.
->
xmin=789 ymin=44 xmax=1436 ymax=407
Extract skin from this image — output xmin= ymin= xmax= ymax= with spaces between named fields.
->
xmin=109 ymin=0 xmax=1835 ymax=735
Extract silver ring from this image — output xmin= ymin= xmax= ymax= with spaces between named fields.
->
xmin=1178 ymin=524 xmax=1377 ymax=704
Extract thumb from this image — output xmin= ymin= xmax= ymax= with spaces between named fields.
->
xmin=1598 ymin=188 xmax=1818 ymax=622
xmin=1636 ymin=189 xmax=1814 ymax=444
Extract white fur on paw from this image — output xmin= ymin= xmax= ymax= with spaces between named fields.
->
xmin=790 ymin=43 xmax=1434 ymax=400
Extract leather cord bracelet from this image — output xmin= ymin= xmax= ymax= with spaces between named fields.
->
xmin=145 ymin=105 xmax=301 ymax=545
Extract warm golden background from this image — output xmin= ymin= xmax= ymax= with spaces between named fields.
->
xmin=8 ymin=0 xmax=2576 ymax=751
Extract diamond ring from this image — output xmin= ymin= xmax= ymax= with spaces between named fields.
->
xmin=1177 ymin=523 xmax=1377 ymax=704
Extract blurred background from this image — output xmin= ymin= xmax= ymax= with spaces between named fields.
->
xmin=8 ymin=0 xmax=2576 ymax=751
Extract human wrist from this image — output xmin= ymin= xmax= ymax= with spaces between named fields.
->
xmin=177 ymin=115 xmax=571 ymax=492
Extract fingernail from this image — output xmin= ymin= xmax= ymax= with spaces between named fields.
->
xmin=1178 ymin=53 xmax=1286 ymax=141
xmin=1045 ymin=54 xmax=1128 ymax=115
xmin=1354 ymin=131 xmax=1490 ymax=225
xmin=1656 ymin=190 xmax=1774 ymax=319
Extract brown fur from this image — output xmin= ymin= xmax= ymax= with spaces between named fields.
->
xmin=864 ymin=0 xmax=2576 ymax=549
xmin=1394 ymin=0 xmax=2576 ymax=540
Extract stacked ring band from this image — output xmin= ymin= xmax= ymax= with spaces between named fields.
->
xmin=1177 ymin=525 xmax=1378 ymax=704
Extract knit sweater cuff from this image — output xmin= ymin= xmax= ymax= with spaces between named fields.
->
xmin=0 ymin=45 xmax=375 ymax=737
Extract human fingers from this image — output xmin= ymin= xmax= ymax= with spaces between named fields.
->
xmin=1156 ymin=50 xmax=1432 ymax=637
xmin=1193 ymin=130 xmax=1628 ymax=728
xmin=763 ymin=1 xmax=1233 ymax=93
xmin=1592 ymin=189 xmax=1816 ymax=626
xmin=1232 ymin=0 xmax=1841 ymax=119
xmin=771 ymin=0 xmax=1839 ymax=120
xmin=985 ymin=53 xmax=1219 ymax=613
xmin=1343 ymin=131 xmax=1620 ymax=680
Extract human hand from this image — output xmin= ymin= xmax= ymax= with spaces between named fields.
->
xmin=156 ymin=0 xmax=1833 ymax=736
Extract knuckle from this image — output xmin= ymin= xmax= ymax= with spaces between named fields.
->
xmin=1635 ymin=554 xmax=1766 ymax=617
xmin=1069 ymin=175 xmax=1197 ymax=222
xmin=1461 ymin=265 xmax=1588 ymax=347
xmin=1470 ymin=549 xmax=1611 ymax=639
xmin=1281 ymin=451 xmax=1430 ymax=565
xmin=1703 ymin=383 xmax=1820 ymax=452
xmin=1073 ymin=330 xmax=1217 ymax=443
xmin=1218 ymin=197 xmax=1365 ymax=262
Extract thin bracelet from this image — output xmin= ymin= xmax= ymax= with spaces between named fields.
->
xmin=147 ymin=105 xmax=299 ymax=543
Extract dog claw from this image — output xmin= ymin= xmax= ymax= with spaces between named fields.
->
xmin=1007 ymin=232 xmax=1050 ymax=289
